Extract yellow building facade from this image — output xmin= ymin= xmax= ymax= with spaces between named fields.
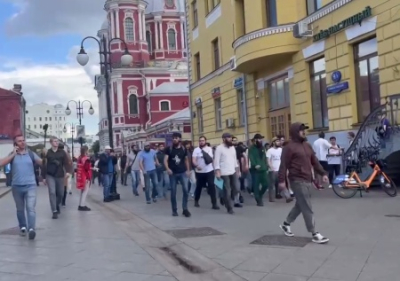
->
xmin=186 ymin=0 xmax=400 ymax=145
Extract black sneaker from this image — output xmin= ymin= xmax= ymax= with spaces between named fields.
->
xmin=28 ymin=229 xmax=36 ymax=240
xmin=152 ymin=198 xmax=157 ymax=203
xmin=172 ymin=211 xmax=179 ymax=217
xmin=20 ymin=227 xmax=27 ymax=237
xmin=182 ymin=209 xmax=191 ymax=217
xmin=239 ymin=195 xmax=244 ymax=204
xmin=227 ymin=208 xmax=234 ymax=214
xmin=220 ymin=198 xmax=225 ymax=206
xmin=133 ymin=191 xmax=139 ymax=196
xmin=84 ymin=206 xmax=91 ymax=211
xmin=103 ymin=197 xmax=113 ymax=202
xmin=212 ymin=205 xmax=220 ymax=210
xmin=52 ymin=212 xmax=58 ymax=219
xmin=56 ymin=206 xmax=60 ymax=214
xmin=194 ymin=201 xmax=200 ymax=207
xmin=234 ymin=203 xmax=243 ymax=208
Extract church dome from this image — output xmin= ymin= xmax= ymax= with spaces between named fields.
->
xmin=145 ymin=0 xmax=185 ymax=14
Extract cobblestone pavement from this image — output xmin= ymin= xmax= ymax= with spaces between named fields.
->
xmin=1 ymin=182 xmax=400 ymax=281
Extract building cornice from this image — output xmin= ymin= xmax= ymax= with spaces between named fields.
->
xmin=190 ymin=62 xmax=231 ymax=90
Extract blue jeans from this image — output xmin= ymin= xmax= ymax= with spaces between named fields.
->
xmin=157 ymin=170 xmax=170 ymax=197
xmin=131 ymin=170 xmax=140 ymax=194
xmin=169 ymin=172 xmax=189 ymax=212
xmin=102 ymin=173 xmax=113 ymax=199
xmin=144 ymin=169 xmax=159 ymax=202
xmin=12 ymin=185 xmax=37 ymax=230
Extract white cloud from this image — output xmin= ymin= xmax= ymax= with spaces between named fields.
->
xmin=0 ymin=47 xmax=101 ymax=135
xmin=3 ymin=0 xmax=105 ymax=36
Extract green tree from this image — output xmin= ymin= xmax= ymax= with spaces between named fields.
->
xmin=91 ymin=140 xmax=100 ymax=154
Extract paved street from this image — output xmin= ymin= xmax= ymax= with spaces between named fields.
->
xmin=0 ymin=183 xmax=400 ymax=281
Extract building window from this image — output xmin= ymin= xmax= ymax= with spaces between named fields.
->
xmin=40 ymin=125 xmax=42 ymax=129
xmin=49 ymin=117 xmax=52 ymax=121
xmin=129 ymin=94 xmax=138 ymax=115
xmin=206 ymin=0 xmax=220 ymax=13
xmin=28 ymin=117 xmax=30 ymax=121
xmin=34 ymin=125 xmax=36 ymax=129
xmin=28 ymin=125 xmax=31 ymax=129
xmin=237 ymin=88 xmax=246 ymax=126
xmin=197 ymin=106 xmax=204 ymax=133
xmin=146 ymin=30 xmax=152 ymax=53
xmin=307 ymin=0 xmax=323 ymax=15
xmin=160 ymin=100 xmax=170 ymax=111
xmin=268 ymin=75 xmax=290 ymax=110
xmin=124 ymin=17 xmax=134 ymax=41
xmin=39 ymin=117 xmax=42 ymax=121
xmin=212 ymin=38 xmax=220 ymax=70
xmin=355 ymin=37 xmax=379 ymax=121
xmin=167 ymin=29 xmax=177 ymax=50
xmin=215 ymin=98 xmax=222 ymax=130
xmin=45 ymin=117 xmax=47 ymax=121
xmin=192 ymin=1 xmax=198 ymax=27
xmin=310 ymin=57 xmax=328 ymax=129
xmin=194 ymin=53 xmax=201 ymax=80
xmin=266 ymin=0 xmax=277 ymax=27
xmin=46 ymin=110 xmax=50 ymax=113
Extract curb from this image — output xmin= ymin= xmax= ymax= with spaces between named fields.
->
xmin=0 ymin=188 xmax=12 ymax=199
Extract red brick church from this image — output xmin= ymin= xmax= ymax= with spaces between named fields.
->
xmin=95 ymin=0 xmax=190 ymax=152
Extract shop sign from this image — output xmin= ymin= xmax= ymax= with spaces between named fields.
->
xmin=233 ymin=77 xmax=243 ymax=89
xmin=313 ymin=6 xmax=372 ymax=42
xmin=211 ymin=87 xmax=221 ymax=99
xmin=327 ymin=71 xmax=349 ymax=94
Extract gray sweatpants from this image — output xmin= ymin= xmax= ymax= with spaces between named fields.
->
xmin=286 ymin=181 xmax=315 ymax=233
xmin=47 ymin=175 xmax=64 ymax=213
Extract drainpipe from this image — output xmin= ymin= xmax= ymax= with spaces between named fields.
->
xmin=242 ymin=74 xmax=249 ymax=142
xmin=183 ymin=3 xmax=194 ymax=142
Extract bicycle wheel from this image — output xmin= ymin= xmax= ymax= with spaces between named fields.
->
xmin=381 ymin=174 xmax=397 ymax=197
xmin=332 ymin=181 xmax=358 ymax=199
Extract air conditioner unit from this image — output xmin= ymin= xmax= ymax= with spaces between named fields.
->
xmin=229 ymin=56 xmax=236 ymax=71
xmin=293 ymin=21 xmax=313 ymax=38
xmin=226 ymin=118 xmax=235 ymax=128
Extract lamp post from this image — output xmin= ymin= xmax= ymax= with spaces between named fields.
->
xmin=76 ymin=35 xmax=133 ymax=149
xmin=43 ymin=124 xmax=49 ymax=146
xmin=65 ymin=100 xmax=94 ymax=146
xmin=63 ymin=123 xmax=76 ymax=159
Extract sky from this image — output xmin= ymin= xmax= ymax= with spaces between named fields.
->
xmin=0 ymin=0 xmax=107 ymax=135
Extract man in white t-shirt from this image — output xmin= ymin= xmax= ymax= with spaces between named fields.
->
xmin=313 ymin=132 xmax=338 ymax=187
xmin=266 ymin=137 xmax=282 ymax=202
xmin=192 ymin=136 xmax=219 ymax=210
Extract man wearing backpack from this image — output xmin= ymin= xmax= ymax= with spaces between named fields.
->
xmin=42 ymin=137 xmax=72 ymax=219
xmin=0 ymin=135 xmax=42 ymax=240
xmin=192 ymin=136 xmax=219 ymax=210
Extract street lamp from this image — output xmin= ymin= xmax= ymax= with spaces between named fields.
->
xmin=63 ymin=123 xmax=76 ymax=159
xmin=43 ymin=124 xmax=49 ymax=146
xmin=65 ymin=100 xmax=94 ymax=146
xmin=76 ymin=35 xmax=133 ymax=149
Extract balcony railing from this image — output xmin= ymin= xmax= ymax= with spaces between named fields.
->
xmin=232 ymin=24 xmax=295 ymax=49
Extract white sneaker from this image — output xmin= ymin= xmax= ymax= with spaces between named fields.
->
xmin=279 ymin=224 xmax=294 ymax=237
xmin=20 ymin=227 xmax=27 ymax=236
xmin=312 ymin=232 xmax=329 ymax=244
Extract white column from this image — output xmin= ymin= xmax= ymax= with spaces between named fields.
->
xmin=115 ymin=10 xmax=120 ymax=37
xmin=142 ymin=12 xmax=146 ymax=41
xmin=138 ymin=10 xmax=143 ymax=41
xmin=117 ymin=79 xmax=123 ymax=114
xmin=110 ymin=11 xmax=115 ymax=37
xmin=159 ymin=21 xmax=164 ymax=49
xmin=155 ymin=21 xmax=159 ymax=49
xmin=180 ymin=21 xmax=185 ymax=50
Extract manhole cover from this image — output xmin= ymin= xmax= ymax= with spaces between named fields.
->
xmin=0 ymin=227 xmax=43 ymax=235
xmin=166 ymin=227 xmax=224 ymax=239
xmin=250 ymin=235 xmax=310 ymax=247
xmin=385 ymin=214 xmax=400 ymax=218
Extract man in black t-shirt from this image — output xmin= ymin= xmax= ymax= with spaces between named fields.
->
xmin=164 ymin=132 xmax=191 ymax=217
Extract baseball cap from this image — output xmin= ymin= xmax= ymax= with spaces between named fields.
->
xmin=299 ymin=124 xmax=309 ymax=130
xmin=172 ymin=132 xmax=182 ymax=138
xmin=252 ymin=133 xmax=264 ymax=140
xmin=105 ymin=145 xmax=112 ymax=150
xmin=222 ymin=132 xmax=232 ymax=138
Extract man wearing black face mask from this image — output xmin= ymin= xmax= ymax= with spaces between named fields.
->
xmin=248 ymin=133 xmax=269 ymax=206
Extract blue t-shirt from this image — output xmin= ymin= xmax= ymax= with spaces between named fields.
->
xmin=11 ymin=151 xmax=40 ymax=186
xmin=138 ymin=150 xmax=156 ymax=172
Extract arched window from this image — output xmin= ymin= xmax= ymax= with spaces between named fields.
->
xmin=146 ymin=30 xmax=152 ymax=53
xmin=167 ymin=29 xmax=176 ymax=50
xmin=129 ymin=94 xmax=138 ymax=114
xmin=125 ymin=17 xmax=134 ymax=41
xmin=160 ymin=100 xmax=170 ymax=111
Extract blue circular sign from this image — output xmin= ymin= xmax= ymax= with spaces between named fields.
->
xmin=331 ymin=71 xmax=342 ymax=83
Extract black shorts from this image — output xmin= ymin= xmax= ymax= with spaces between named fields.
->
xmin=318 ymin=161 xmax=329 ymax=172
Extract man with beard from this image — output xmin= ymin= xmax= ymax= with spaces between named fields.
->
xmin=164 ymin=132 xmax=191 ymax=217
xmin=248 ymin=134 xmax=269 ymax=206
xmin=156 ymin=143 xmax=170 ymax=198
xmin=125 ymin=145 xmax=141 ymax=196
xmin=278 ymin=123 xmax=329 ymax=244
xmin=214 ymin=133 xmax=240 ymax=214
xmin=139 ymin=143 xmax=160 ymax=204
xmin=192 ymin=136 xmax=219 ymax=210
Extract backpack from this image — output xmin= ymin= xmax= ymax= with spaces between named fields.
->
xmin=10 ymin=150 xmax=36 ymax=174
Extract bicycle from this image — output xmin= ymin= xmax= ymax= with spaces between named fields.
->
xmin=332 ymin=151 xmax=397 ymax=199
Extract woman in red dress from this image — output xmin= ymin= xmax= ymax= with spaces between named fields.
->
xmin=76 ymin=146 xmax=92 ymax=211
